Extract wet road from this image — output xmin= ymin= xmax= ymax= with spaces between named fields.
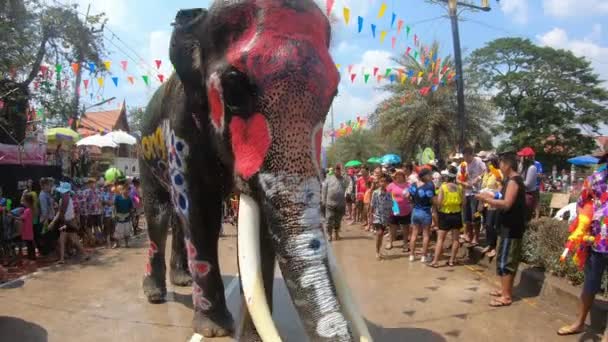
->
xmin=0 ymin=223 xmax=597 ymax=342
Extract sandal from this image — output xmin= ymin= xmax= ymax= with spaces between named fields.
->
xmin=556 ymin=325 xmax=584 ymax=336
xmin=385 ymin=243 xmax=393 ymax=250
xmin=489 ymin=290 xmax=502 ymax=297
xmin=489 ymin=298 xmax=512 ymax=307
xmin=427 ymin=263 xmax=441 ymax=268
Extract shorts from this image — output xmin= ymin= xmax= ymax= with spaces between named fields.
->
xmin=103 ymin=217 xmax=115 ymax=238
xmin=355 ymin=200 xmax=364 ymax=211
xmin=496 ymin=237 xmax=523 ymax=276
xmin=374 ymin=223 xmax=387 ymax=232
xmin=87 ymin=214 xmax=101 ymax=228
xmin=326 ymin=206 xmax=345 ymax=233
xmin=583 ymin=250 xmax=608 ymax=295
xmin=114 ymin=221 xmax=132 ymax=240
xmin=389 ymin=214 xmax=411 ymax=226
xmin=411 ymin=208 xmax=432 ymax=226
xmin=438 ymin=212 xmax=463 ymax=231
xmin=464 ymin=195 xmax=481 ymax=224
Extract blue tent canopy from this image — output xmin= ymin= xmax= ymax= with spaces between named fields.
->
xmin=567 ymin=155 xmax=599 ymax=166
xmin=382 ymin=154 xmax=402 ymax=165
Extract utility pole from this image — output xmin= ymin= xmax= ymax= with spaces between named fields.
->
xmin=433 ymin=0 xmax=491 ymax=152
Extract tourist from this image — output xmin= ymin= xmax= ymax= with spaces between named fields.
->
xmin=21 ymin=179 xmax=40 ymax=252
xmin=408 ymin=169 xmax=436 ymax=262
xmin=403 ymin=162 xmax=418 ymax=184
xmin=11 ymin=194 xmax=35 ymax=260
xmin=52 ymin=182 xmax=88 ymax=264
xmin=459 ymin=147 xmax=486 ymax=246
xmin=371 ymin=174 xmax=393 ymax=260
xmin=355 ymin=168 xmax=370 ymax=224
xmin=518 ymin=147 xmax=538 ymax=221
xmin=386 ymin=169 xmax=411 ymax=251
xmin=476 ymin=151 xmax=526 ymax=307
xmin=38 ymin=178 xmax=57 ymax=255
xmin=429 ymin=166 xmax=462 ymax=267
xmin=114 ymin=185 xmax=134 ymax=248
xmin=85 ymin=178 xmax=103 ymax=245
xmin=481 ymin=153 xmax=502 ymax=258
xmin=345 ymin=168 xmax=356 ymax=221
xmin=362 ymin=178 xmax=373 ymax=230
xmin=321 ymin=163 xmax=349 ymax=242
xmin=556 ymin=150 xmax=607 ymax=337
xmin=101 ymin=182 xmax=116 ymax=248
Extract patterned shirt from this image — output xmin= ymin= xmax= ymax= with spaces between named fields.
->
xmin=101 ymin=191 xmax=115 ymax=218
xmin=578 ymin=169 xmax=608 ymax=253
xmin=84 ymin=188 xmax=103 ymax=216
xmin=371 ymin=189 xmax=393 ymax=225
xmin=74 ymin=190 xmax=85 ymax=216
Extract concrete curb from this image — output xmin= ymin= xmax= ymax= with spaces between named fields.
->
xmin=466 ymin=245 xmax=608 ymax=331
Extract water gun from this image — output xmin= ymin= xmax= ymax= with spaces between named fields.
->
xmin=489 ymin=164 xmax=503 ymax=182
xmin=560 ymin=200 xmax=594 ymax=269
xmin=458 ymin=162 xmax=468 ymax=183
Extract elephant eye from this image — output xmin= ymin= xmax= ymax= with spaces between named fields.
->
xmin=222 ymin=68 xmax=256 ymax=117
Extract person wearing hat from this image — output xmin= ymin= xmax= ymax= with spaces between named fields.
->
xmin=459 ymin=147 xmax=487 ymax=246
xmin=476 ymin=151 xmax=527 ymax=307
xmin=51 ymin=182 xmax=88 ymax=264
xmin=517 ymin=147 xmax=539 ymax=222
xmin=557 ymin=149 xmax=608 ymax=337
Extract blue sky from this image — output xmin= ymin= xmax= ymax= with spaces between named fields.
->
xmin=57 ymin=0 xmax=608 ymax=134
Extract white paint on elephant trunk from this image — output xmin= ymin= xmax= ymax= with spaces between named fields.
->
xmin=311 ymin=121 xmax=324 ymax=177
xmin=237 ymin=194 xmax=282 ymax=342
xmin=327 ymin=245 xmax=374 ymax=342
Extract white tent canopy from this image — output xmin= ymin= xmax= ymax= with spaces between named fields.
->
xmin=106 ymin=130 xmax=137 ymax=145
xmin=76 ymin=134 xmax=118 ymax=148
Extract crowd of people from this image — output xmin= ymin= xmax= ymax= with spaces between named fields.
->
xmin=322 ymin=146 xmax=541 ymax=307
xmin=0 ymin=176 xmax=143 ymax=271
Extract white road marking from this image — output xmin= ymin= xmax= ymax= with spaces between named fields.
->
xmin=187 ymin=273 xmax=240 ymax=342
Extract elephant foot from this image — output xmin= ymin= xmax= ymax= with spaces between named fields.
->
xmin=143 ymin=275 xmax=167 ymax=304
xmin=193 ymin=308 xmax=234 ymax=338
xmin=170 ymin=268 xmax=192 ymax=287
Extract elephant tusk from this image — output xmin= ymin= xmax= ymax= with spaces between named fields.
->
xmin=327 ymin=246 xmax=374 ymax=342
xmin=237 ymin=194 xmax=282 ymax=342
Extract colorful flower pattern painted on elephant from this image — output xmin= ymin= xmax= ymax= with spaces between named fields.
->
xmin=186 ymin=238 xmax=213 ymax=310
xmin=145 ymin=241 xmax=159 ymax=276
xmin=164 ymin=123 xmax=190 ymax=224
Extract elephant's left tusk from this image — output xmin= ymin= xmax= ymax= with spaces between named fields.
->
xmin=327 ymin=246 xmax=374 ymax=342
xmin=237 ymin=194 xmax=282 ymax=342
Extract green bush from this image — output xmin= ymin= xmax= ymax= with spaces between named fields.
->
xmin=538 ymin=193 xmax=553 ymax=217
xmin=524 ymin=218 xmax=585 ymax=286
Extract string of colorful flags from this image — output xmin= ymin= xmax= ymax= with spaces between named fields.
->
xmin=325 ymin=116 xmax=368 ymax=139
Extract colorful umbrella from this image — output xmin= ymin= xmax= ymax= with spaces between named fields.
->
xmin=367 ymin=157 xmax=382 ymax=164
xmin=104 ymin=167 xmax=125 ymax=182
xmin=567 ymin=155 xmax=599 ymax=166
xmin=45 ymin=127 xmax=80 ymax=142
xmin=381 ymin=154 xmax=401 ymax=165
xmin=344 ymin=160 xmax=362 ymax=168
xmin=106 ymin=130 xmax=137 ymax=145
xmin=76 ymin=134 xmax=118 ymax=148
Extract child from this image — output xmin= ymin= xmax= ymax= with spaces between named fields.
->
xmin=362 ymin=179 xmax=374 ymax=231
xmin=13 ymin=194 xmax=36 ymax=260
xmin=114 ymin=185 xmax=134 ymax=248
xmin=371 ymin=174 xmax=393 ymax=260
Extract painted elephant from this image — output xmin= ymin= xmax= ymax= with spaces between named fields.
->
xmin=139 ymin=1 xmax=372 ymax=340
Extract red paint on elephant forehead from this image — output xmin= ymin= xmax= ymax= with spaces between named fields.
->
xmin=230 ymin=113 xmax=271 ymax=180
xmin=208 ymin=78 xmax=224 ymax=129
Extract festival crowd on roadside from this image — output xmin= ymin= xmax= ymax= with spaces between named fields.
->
xmin=0 ymin=176 xmax=143 ymax=276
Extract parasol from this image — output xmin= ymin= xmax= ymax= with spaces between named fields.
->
xmin=76 ymin=134 xmax=118 ymax=148
xmin=106 ymin=130 xmax=137 ymax=145
xmin=381 ymin=154 xmax=402 ymax=165
xmin=45 ymin=127 xmax=80 ymax=143
xmin=567 ymin=155 xmax=599 ymax=166
xmin=344 ymin=160 xmax=362 ymax=168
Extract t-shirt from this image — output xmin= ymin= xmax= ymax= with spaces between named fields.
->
xmin=84 ymin=188 xmax=103 ymax=216
xmin=387 ymin=182 xmax=411 ymax=217
xmin=114 ymin=195 xmax=133 ymax=222
xmin=461 ymin=157 xmax=486 ymax=196
xmin=356 ymin=176 xmax=369 ymax=201
xmin=38 ymin=191 xmax=55 ymax=222
xmin=20 ymin=207 xmax=33 ymax=241
xmin=409 ymin=182 xmax=436 ymax=210
xmin=102 ymin=191 xmax=115 ymax=218
xmin=371 ymin=189 xmax=392 ymax=225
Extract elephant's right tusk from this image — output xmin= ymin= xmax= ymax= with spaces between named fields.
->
xmin=237 ymin=194 xmax=282 ymax=342
xmin=327 ymin=246 xmax=374 ymax=342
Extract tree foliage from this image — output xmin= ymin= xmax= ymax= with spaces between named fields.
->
xmin=326 ymin=129 xmax=386 ymax=167
xmin=127 ymin=106 xmax=145 ymax=137
xmin=370 ymin=41 xmax=495 ymax=161
xmin=467 ymin=37 xmax=608 ymax=162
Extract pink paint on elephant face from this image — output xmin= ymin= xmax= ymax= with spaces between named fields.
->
xmin=145 ymin=262 xmax=152 ymax=276
xmin=186 ymin=239 xmax=197 ymax=258
xmin=230 ymin=113 xmax=271 ymax=180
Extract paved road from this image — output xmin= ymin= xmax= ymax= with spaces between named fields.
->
xmin=0 ymin=223 xmax=599 ymax=341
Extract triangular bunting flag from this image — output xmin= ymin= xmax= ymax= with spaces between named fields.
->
xmin=127 ymin=76 xmax=134 ymax=84
xmin=378 ymin=2 xmax=387 ymax=18
xmin=40 ymin=65 xmax=48 ymax=76
xmin=120 ymin=60 xmax=128 ymax=71
xmin=401 ymin=75 xmax=407 ymax=84
xmin=414 ymin=34 xmax=418 ymax=46
xmin=326 ymin=0 xmax=335 ymax=16
xmin=103 ymin=61 xmax=112 ymax=70
xmin=414 ymin=51 xmax=418 ymax=60
xmin=350 ymin=73 xmax=356 ymax=83
xmin=418 ymin=71 xmax=424 ymax=78
xmin=89 ymin=62 xmax=96 ymax=73
xmin=373 ymin=67 xmax=379 ymax=76
xmin=112 ymin=77 xmax=119 ymax=87
xmin=364 ymin=74 xmax=370 ymax=83
xmin=71 ymin=63 xmax=79 ymax=74
xmin=390 ymin=74 xmax=396 ymax=83
xmin=392 ymin=37 xmax=396 ymax=49
xmin=55 ymin=64 xmax=63 ymax=73
xmin=154 ymin=60 xmax=162 ymax=69
xmin=371 ymin=24 xmax=376 ymax=38
xmin=343 ymin=7 xmax=350 ymax=25
xmin=83 ymin=79 xmax=89 ymax=90
xmin=97 ymin=77 xmax=104 ymax=87
xmin=358 ymin=16 xmax=363 ymax=33
xmin=142 ymin=75 xmax=149 ymax=85
xmin=158 ymin=74 xmax=165 ymax=83
xmin=380 ymin=30 xmax=387 ymax=43
xmin=348 ymin=64 xmax=354 ymax=74
xmin=397 ymin=20 xmax=404 ymax=35
xmin=385 ymin=68 xmax=392 ymax=77
xmin=377 ymin=75 xmax=382 ymax=83
xmin=336 ymin=64 xmax=341 ymax=70
xmin=407 ymin=26 xmax=411 ymax=37
xmin=391 ymin=13 xmax=397 ymax=28
xmin=406 ymin=46 xmax=411 ymax=56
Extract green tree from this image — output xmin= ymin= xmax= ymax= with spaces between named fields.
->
xmin=326 ymin=129 xmax=386 ymax=167
xmin=127 ymin=106 xmax=146 ymax=136
xmin=370 ymin=41 xmax=495 ymax=161
xmin=467 ymin=38 xmax=608 ymax=163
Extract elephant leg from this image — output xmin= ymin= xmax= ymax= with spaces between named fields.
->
xmin=169 ymin=213 xmax=192 ymax=286
xmin=184 ymin=195 xmax=234 ymax=337
xmin=236 ymin=221 xmax=276 ymax=341
xmin=141 ymin=161 xmax=172 ymax=304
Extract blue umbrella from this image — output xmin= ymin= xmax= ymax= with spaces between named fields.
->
xmin=382 ymin=154 xmax=402 ymax=165
xmin=568 ymin=155 xmax=599 ymax=166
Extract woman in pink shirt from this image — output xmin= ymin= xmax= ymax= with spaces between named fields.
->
xmin=386 ymin=169 xmax=412 ymax=251
xmin=14 ymin=194 xmax=36 ymax=260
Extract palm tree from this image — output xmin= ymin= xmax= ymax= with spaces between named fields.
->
xmin=369 ymin=41 xmax=494 ymax=160
xmin=326 ymin=129 xmax=385 ymax=167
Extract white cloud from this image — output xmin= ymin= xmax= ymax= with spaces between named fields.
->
xmin=537 ymin=26 xmax=608 ymax=84
xmin=499 ymin=0 xmax=528 ymax=24
xmin=66 ymin=0 xmax=131 ymax=30
xmin=543 ymin=0 xmax=608 ymax=17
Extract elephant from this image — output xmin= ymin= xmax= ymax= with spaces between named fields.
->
xmin=138 ymin=1 xmax=373 ymax=341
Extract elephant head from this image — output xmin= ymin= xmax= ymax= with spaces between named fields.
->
xmin=170 ymin=1 xmax=371 ymax=340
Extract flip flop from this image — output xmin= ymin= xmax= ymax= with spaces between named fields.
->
xmin=489 ymin=298 xmax=512 ymax=307
xmin=427 ymin=263 xmax=441 ymax=268
xmin=489 ymin=290 xmax=502 ymax=297
xmin=385 ymin=244 xmax=393 ymax=250
xmin=556 ymin=326 xmax=584 ymax=336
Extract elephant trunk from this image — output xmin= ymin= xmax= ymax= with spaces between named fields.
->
xmin=237 ymin=173 xmax=372 ymax=341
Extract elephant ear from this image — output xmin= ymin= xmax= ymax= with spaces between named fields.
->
xmin=170 ymin=8 xmax=208 ymax=92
